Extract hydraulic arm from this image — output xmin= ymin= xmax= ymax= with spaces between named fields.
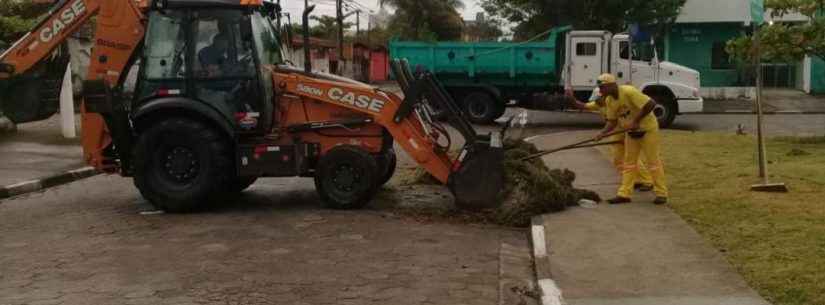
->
xmin=277 ymin=59 xmax=505 ymax=209
xmin=0 ymin=0 xmax=145 ymax=170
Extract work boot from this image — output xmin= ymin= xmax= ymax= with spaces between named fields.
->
xmin=634 ymin=183 xmax=653 ymax=192
xmin=653 ymin=197 xmax=668 ymax=205
xmin=607 ymin=196 xmax=631 ymax=205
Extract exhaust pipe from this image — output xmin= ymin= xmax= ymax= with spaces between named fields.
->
xmin=302 ymin=4 xmax=315 ymax=73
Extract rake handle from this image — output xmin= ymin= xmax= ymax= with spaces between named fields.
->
xmin=519 ymin=129 xmax=630 ymax=161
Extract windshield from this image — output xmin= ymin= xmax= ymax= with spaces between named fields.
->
xmin=250 ymin=12 xmax=283 ymax=66
xmin=619 ymin=40 xmax=656 ymax=62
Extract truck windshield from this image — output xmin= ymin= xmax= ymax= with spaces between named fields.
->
xmin=250 ymin=12 xmax=283 ymax=66
xmin=619 ymin=41 xmax=655 ymax=62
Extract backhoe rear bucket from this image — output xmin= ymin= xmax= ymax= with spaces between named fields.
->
xmin=448 ymin=137 xmax=506 ymax=210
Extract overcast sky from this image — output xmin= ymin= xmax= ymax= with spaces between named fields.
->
xmin=278 ymin=0 xmax=485 ymax=31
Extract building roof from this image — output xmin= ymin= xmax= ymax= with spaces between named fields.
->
xmin=676 ymin=0 xmax=809 ymax=24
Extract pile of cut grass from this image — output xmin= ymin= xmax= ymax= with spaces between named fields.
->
xmin=495 ymin=139 xmax=600 ymax=226
xmin=401 ymin=139 xmax=600 ymax=227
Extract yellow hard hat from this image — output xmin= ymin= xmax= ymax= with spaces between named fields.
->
xmin=597 ymin=73 xmax=617 ymax=85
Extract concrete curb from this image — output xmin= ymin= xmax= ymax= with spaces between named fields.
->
xmin=0 ymin=167 xmax=99 ymax=200
xmin=530 ymin=216 xmax=566 ymax=305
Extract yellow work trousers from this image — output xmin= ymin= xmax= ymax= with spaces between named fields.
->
xmin=609 ymin=134 xmax=653 ymax=185
xmin=618 ymin=129 xmax=668 ymax=198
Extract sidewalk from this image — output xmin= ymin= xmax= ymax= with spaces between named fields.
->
xmin=703 ymin=89 xmax=825 ymax=114
xmin=529 ymin=130 xmax=771 ymax=305
xmin=0 ymin=115 xmax=88 ymax=189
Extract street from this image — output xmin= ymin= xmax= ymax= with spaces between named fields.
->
xmin=0 ymin=174 xmax=526 ymax=305
xmin=503 ymin=109 xmax=825 ymax=138
xmin=1 ymin=110 xmax=821 ymax=304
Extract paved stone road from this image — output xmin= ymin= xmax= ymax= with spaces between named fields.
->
xmin=0 ymin=116 xmax=83 ymax=186
xmin=0 ymin=174 xmax=523 ymax=305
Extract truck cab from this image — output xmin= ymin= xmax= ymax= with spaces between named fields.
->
xmin=567 ymin=31 xmax=703 ymax=127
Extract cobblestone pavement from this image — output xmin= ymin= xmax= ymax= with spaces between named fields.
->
xmin=0 ymin=115 xmax=83 ymax=186
xmin=0 ymin=174 xmax=524 ymax=305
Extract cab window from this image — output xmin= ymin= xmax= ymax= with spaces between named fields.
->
xmin=192 ymin=10 xmax=255 ymax=79
xmin=143 ymin=11 xmax=187 ymax=79
xmin=251 ymin=12 xmax=283 ymax=66
xmin=619 ymin=41 xmax=654 ymax=62
xmin=138 ymin=11 xmax=188 ymax=102
xmin=191 ymin=10 xmax=262 ymax=130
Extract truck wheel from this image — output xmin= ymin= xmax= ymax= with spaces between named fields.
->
xmin=650 ymin=95 xmax=677 ymax=128
xmin=315 ymin=146 xmax=379 ymax=209
xmin=375 ymin=148 xmax=397 ymax=187
xmin=133 ymin=118 xmax=232 ymax=213
xmin=463 ymin=92 xmax=502 ymax=124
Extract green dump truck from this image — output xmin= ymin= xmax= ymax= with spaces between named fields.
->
xmin=389 ymin=27 xmax=704 ymax=127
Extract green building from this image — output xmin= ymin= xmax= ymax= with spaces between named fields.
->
xmin=664 ymin=0 xmax=821 ymax=98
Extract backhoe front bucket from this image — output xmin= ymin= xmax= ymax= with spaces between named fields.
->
xmin=390 ymin=58 xmax=506 ymax=210
xmin=448 ymin=136 xmax=506 ymax=210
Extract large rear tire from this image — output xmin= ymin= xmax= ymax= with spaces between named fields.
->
xmin=133 ymin=118 xmax=232 ymax=213
xmin=314 ymin=146 xmax=379 ymax=209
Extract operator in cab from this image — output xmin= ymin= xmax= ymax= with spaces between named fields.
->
xmin=595 ymin=74 xmax=668 ymax=205
xmin=567 ymin=87 xmax=654 ymax=193
xmin=199 ymin=32 xmax=230 ymax=78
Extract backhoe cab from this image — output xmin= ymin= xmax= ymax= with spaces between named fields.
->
xmin=2 ymin=0 xmax=506 ymax=212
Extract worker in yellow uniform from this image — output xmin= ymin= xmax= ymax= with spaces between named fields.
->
xmin=568 ymin=87 xmax=654 ymax=192
xmin=595 ymin=74 xmax=668 ymax=205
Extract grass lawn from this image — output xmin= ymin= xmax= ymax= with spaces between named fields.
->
xmin=660 ymin=130 xmax=825 ymax=305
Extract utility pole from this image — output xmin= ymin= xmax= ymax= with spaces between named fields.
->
xmin=275 ymin=0 xmax=281 ymax=30
xmin=304 ymin=0 xmax=312 ymax=73
xmin=356 ymin=10 xmax=360 ymax=41
xmin=337 ymin=0 xmax=344 ymax=75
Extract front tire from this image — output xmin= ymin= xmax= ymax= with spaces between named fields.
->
xmin=314 ymin=146 xmax=379 ymax=209
xmin=133 ymin=118 xmax=232 ymax=213
xmin=376 ymin=148 xmax=397 ymax=187
xmin=650 ymin=94 xmax=677 ymax=128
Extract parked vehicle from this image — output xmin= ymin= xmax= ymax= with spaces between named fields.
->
xmin=390 ymin=27 xmax=704 ymax=127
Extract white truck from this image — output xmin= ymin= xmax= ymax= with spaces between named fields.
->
xmin=565 ymin=30 xmax=703 ymax=127
xmin=391 ymin=28 xmax=704 ymax=127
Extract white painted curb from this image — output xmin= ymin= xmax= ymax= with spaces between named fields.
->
xmin=531 ymin=218 xmax=567 ymax=305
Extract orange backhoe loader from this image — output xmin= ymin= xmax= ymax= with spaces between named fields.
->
xmin=0 ymin=0 xmax=505 ymax=212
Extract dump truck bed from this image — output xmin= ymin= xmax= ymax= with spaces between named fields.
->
xmin=388 ymin=27 xmax=570 ymax=91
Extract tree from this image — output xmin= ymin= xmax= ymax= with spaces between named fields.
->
xmin=464 ymin=18 xmax=504 ymax=41
xmin=380 ymin=0 xmax=465 ymax=41
xmin=727 ymin=0 xmax=825 ymax=63
xmin=0 ymin=1 xmax=51 ymax=47
xmin=309 ymin=15 xmax=354 ymax=41
xmin=478 ymin=0 xmax=686 ymax=41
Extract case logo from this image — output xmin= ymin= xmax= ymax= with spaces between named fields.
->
xmin=327 ymin=87 xmax=386 ymax=113
xmin=38 ymin=0 xmax=87 ymax=44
